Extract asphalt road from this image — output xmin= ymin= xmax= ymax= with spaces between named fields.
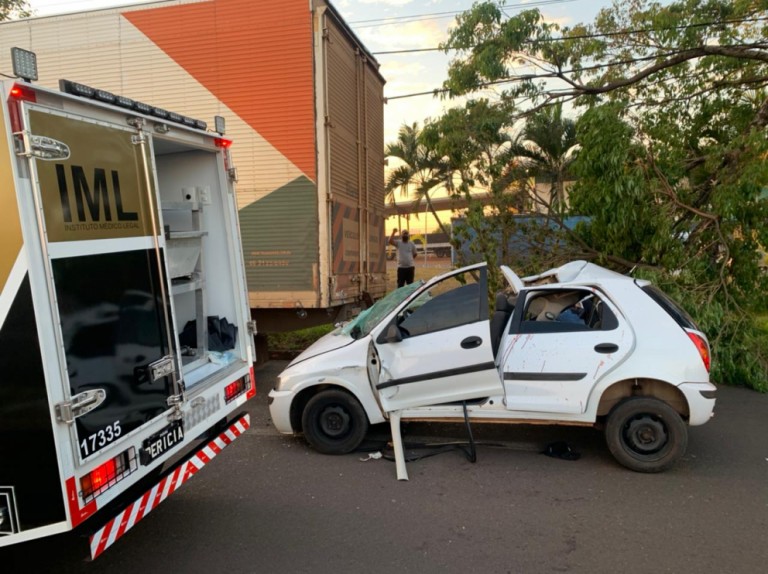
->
xmin=3 ymin=360 xmax=767 ymax=573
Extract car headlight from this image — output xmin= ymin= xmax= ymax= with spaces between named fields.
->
xmin=274 ymin=373 xmax=294 ymax=392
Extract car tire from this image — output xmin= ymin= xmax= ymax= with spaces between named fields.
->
xmin=302 ymin=389 xmax=369 ymax=455
xmin=605 ymin=397 xmax=688 ymax=473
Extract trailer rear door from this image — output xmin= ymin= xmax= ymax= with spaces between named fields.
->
xmin=23 ymin=105 xmax=180 ymax=464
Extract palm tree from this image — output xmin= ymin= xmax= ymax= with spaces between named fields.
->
xmin=385 ymin=123 xmax=454 ymax=237
xmin=511 ymin=103 xmax=579 ymax=213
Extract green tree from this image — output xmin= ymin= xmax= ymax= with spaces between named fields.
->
xmin=419 ymin=99 xmax=568 ymax=287
xmin=509 ymin=103 xmax=578 ymax=213
xmin=440 ymin=0 xmax=768 ymax=389
xmin=1 ymin=0 xmax=30 ymax=21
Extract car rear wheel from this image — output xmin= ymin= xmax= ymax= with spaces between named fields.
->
xmin=605 ymin=397 xmax=687 ymax=473
xmin=302 ymin=389 xmax=369 ymax=455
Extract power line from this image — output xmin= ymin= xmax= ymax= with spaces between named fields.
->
xmin=384 ymin=39 xmax=767 ymax=101
xmin=372 ymin=15 xmax=768 ymax=56
xmin=349 ymin=0 xmax=576 ymax=29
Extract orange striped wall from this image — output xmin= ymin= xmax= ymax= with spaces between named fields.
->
xmin=125 ymin=0 xmax=317 ymax=181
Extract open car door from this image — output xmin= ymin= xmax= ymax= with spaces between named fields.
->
xmin=500 ymin=264 xmax=524 ymax=294
xmin=369 ymin=264 xmax=503 ymax=413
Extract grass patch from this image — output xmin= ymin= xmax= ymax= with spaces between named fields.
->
xmin=267 ymin=324 xmax=335 ymax=351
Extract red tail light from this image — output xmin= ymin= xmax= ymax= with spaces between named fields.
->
xmin=246 ymin=366 xmax=256 ymax=399
xmin=8 ymin=83 xmax=36 ymax=133
xmin=225 ymin=372 xmax=256 ymax=403
xmin=214 ymin=137 xmax=232 ymax=148
xmin=80 ymin=449 xmax=136 ymax=502
xmin=225 ymin=377 xmax=247 ymax=403
xmin=9 ymin=83 xmax=36 ymax=102
xmin=687 ymin=331 xmax=711 ymax=372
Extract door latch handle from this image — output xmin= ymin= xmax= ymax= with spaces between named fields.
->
xmin=594 ymin=343 xmax=619 ymax=353
xmin=461 ymin=336 xmax=482 ymax=349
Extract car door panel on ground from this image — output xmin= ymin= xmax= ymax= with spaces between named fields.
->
xmin=501 ymin=287 xmax=634 ymax=414
xmin=372 ymin=266 xmax=503 ymax=413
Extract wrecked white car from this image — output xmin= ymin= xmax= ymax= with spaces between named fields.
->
xmin=269 ymin=261 xmax=716 ymax=473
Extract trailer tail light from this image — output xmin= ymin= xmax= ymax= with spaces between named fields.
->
xmin=687 ymin=331 xmax=711 ymax=372
xmin=215 ymin=137 xmax=232 ymax=149
xmin=224 ymin=376 xmax=247 ymax=403
xmin=80 ymin=448 xmax=137 ymax=502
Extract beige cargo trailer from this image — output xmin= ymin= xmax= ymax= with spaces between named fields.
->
xmin=0 ymin=0 xmax=388 ymax=332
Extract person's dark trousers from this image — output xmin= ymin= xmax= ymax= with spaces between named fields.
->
xmin=397 ymin=266 xmax=415 ymax=287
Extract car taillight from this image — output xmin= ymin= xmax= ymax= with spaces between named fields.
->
xmin=80 ymin=448 xmax=136 ymax=502
xmin=687 ymin=331 xmax=711 ymax=372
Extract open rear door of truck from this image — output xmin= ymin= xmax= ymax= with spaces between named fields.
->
xmin=23 ymin=104 xmax=183 ymax=465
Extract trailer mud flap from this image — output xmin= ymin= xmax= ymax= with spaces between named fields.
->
xmin=88 ymin=414 xmax=250 ymax=559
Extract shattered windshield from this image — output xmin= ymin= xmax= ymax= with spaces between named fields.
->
xmin=341 ymin=281 xmax=423 ymax=339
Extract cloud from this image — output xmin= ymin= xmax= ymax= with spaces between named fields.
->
xmin=356 ymin=0 xmax=414 ymax=6
xmin=357 ymin=18 xmax=446 ymax=50
xmin=381 ymin=60 xmax=427 ymax=87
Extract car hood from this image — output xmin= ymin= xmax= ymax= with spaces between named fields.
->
xmin=287 ymin=329 xmax=356 ymax=367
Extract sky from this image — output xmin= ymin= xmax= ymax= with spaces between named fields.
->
xmin=24 ymin=0 xmax=612 ymax=144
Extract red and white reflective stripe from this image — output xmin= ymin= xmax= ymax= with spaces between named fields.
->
xmin=89 ymin=414 xmax=250 ymax=560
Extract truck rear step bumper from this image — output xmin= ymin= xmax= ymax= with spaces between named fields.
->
xmin=89 ymin=413 xmax=250 ymax=559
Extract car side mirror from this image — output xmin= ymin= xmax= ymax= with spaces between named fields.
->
xmin=385 ymin=323 xmax=403 ymax=343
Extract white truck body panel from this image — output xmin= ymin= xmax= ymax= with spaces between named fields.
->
xmin=0 ymin=77 xmax=254 ymax=555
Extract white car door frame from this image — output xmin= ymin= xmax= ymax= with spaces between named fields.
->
xmin=500 ymin=286 xmax=634 ymax=414
xmin=369 ymin=265 xmax=503 ymax=413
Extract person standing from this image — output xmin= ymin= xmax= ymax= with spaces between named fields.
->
xmin=389 ymin=228 xmax=418 ymax=287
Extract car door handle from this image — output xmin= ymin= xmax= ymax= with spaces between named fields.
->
xmin=461 ymin=336 xmax=482 ymax=349
xmin=594 ymin=343 xmax=619 ymax=354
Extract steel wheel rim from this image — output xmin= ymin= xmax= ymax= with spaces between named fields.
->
xmin=623 ymin=415 xmax=668 ymax=455
xmin=319 ymin=405 xmax=350 ymax=438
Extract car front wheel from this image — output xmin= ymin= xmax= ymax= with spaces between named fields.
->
xmin=605 ymin=397 xmax=688 ymax=473
xmin=301 ymin=389 xmax=369 ymax=455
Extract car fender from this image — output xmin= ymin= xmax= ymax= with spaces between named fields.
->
xmin=281 ymin=368 xmax=387 ymax=427
xmin=584 ymin=367 xmax=708 ymax=422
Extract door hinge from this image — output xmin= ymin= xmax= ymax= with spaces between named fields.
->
xmin=166 ymin=393 xmax=184 ymax=421
xmin=55 ymin=389 xmax=107 ymax=424
xmin=126 ymin=116 xmax=145 ymax=129
xmin=149 ymin=355 xmax=176 ymax=382
xmin=247 ymin=320 xmax=257 ymax=335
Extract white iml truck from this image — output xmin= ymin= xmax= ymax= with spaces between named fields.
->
xmin=0 ymin=50 xmax=255 ymax=558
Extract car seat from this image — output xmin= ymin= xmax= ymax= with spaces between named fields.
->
xmin=490 ymin=292 xmax=515 ymax=356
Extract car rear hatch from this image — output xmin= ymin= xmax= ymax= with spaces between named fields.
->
xmin=639 ymin=283 xmax=711 ymax=372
